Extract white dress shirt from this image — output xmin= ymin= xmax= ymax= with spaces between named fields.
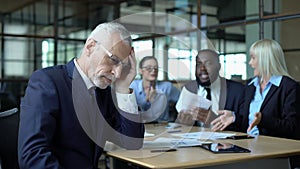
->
xmin=197 ymin=76 xmax=221 ymax=114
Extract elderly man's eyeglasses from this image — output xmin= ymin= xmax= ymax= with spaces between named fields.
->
xmin=96 ymin=41 xmax=130 ymax=68
xmin=142 ymin=67 xmax=158 ymax=72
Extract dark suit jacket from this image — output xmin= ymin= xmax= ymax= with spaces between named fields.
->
xmin=237 ymin=76 xmax=300 ymax=139
xmin=18 ymin=59 xmax=144 ymax=169
xmin=184 ymin=77 xmax=245 ymax=130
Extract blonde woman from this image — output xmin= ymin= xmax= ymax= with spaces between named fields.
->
xmin=212 ymin=39 xmax=300 ymax=140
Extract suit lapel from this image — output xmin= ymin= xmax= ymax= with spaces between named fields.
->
xmin=244 ymin=84 xmax=255 ymax=126
xmin=66 ymin=58 xmax=76 ymax=80
xmin=245 ymin=85 xmax=255 ymax=106
xmin=185 ymin=81 xmax=198 ymax=93
xmin=260 ymin=84 xmax=277 ymax=111
xmin=93 ymin=146 xmax=101 ymax=168
xmin=67 ymin=58 xmax=103 ymax=166
xmin=219 ymin=78 xmax=226 ymax=110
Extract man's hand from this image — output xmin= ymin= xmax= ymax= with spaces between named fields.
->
xmin=176 ymin=109 xmax=194 ymax=126
xmin=247 ymin=112 xmax=261 ymax=132
xmin=176 ymin=107 xmax=210 ymax=126
xmin=211 ymin=110 xmax=233 ymax=131
xmin=115 ymin=48 xmax=136 ymax=93
xmin=193 ymin=107 xmax=210 ymax=124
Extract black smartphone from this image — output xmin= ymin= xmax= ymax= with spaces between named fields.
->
xmin=226 ymin=135 xmax=255 ymax=140
xmin=200 ymin=143 xmax=251 ymax=153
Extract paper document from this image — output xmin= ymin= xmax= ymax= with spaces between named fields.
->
xmin=172 ymin=131 xmax=235 ymax=140
xmin=176 ymin=87 xmax=212 ymax=113
xmin=143 ymin=137 xmax=209 ymax=148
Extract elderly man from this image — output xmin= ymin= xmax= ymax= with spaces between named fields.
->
xmin=18 ymin=22 xmax=144 ymax=169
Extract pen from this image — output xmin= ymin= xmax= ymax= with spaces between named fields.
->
xmin=167 ymin=130 xmax=181 ymax=133
xmin=173 ymin=125 xmax=182 ymax=129
xmin=150 ymin=148 xmax=177 ymax=153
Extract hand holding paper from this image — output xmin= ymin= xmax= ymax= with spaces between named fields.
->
xmin=176 ymin=87 xmax=212 ymax=112
xmin=176 ymin=87 xmax=212 ymax=124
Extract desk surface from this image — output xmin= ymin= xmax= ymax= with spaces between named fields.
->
xmin=106 ymin=124 xmax=300 ymax=169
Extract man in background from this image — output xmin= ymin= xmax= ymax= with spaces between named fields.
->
xmin=176 ymin=49 xmax=244 ymax=130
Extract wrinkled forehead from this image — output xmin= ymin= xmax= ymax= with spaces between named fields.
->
xmin=93 ymin=32 xmax=131 ymax=58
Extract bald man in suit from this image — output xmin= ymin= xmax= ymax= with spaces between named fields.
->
xmin=176 ymin=49 xmax=244 ymax=131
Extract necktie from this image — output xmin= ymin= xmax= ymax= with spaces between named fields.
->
xmin=204 ymin=87 xmax=211 ymax=100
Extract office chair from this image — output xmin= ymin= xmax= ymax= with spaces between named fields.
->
xmin=0 ymin=107 xmax=20 ymax=169
xmin=290 ymin=155 xmax=300 ymax=169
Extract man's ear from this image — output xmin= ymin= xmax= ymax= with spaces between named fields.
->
xmin=85 ymin=39 xmax=96 ymax=56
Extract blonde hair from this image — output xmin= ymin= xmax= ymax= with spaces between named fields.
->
xmin=249 ymin=39 xmax=291 ymax=80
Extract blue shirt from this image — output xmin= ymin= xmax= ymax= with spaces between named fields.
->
xmin=130 ymin=80 xmax=180 ymax=122
xmin=247 ymin=75 xmax=282 ymax=136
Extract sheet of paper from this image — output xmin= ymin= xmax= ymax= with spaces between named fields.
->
xmin=144 ymin=131 xmax=155 ymax=137
xmin=176 ymin=87 xmax=212 ymax=113
xmin=143 ymin=137 xmax=210 ymax=148
xmin=172 ymin=131 xmax=235 ymax=140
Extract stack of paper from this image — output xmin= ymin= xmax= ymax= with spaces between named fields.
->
xmin=172 ymin=131 xmax=235 ymax=140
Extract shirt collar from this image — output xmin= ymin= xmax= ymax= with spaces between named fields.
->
xmin=73 ymin=59 xmax=95 ymax=90
xmin=269 ymin=75 xmax=282 ymax=87
xmin=248 ymin=77 xmax=259 ymax=87
xmin=198 ymin=76 xmax=220 ymax=90
xmin=248 ymin=75 xmax=282 ymax=87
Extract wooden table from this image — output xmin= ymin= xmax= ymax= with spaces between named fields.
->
xmin=105 ymin=124 xmax=300 ymax=169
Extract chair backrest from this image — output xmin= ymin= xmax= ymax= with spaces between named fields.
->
xmin=168 ymin=102 xmax=178 ymax=122
xmin=0 ymin=107 xmax=20 ymax=169
xmin=0 ymin=108 xmax=18 ymax=117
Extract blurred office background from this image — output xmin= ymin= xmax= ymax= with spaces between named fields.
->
xmin=0 ymin=0 xmax=300 ymax=107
